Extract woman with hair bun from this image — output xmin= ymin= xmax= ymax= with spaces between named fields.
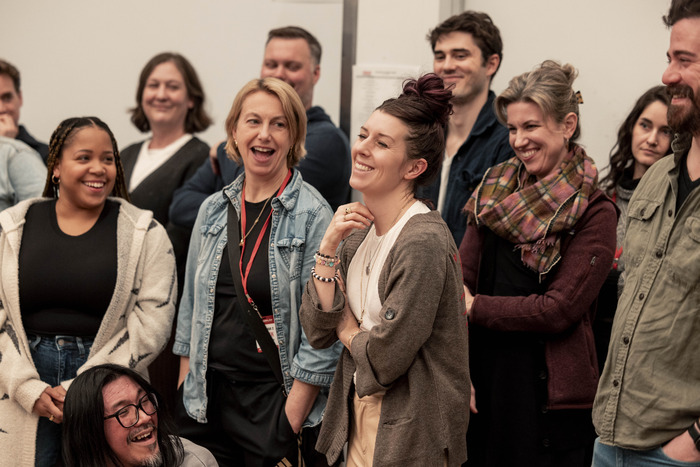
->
xmin=459 ymin=60 xmax=617 ymax=466
xmin=300 ymin=74 xmax=470 ymax=466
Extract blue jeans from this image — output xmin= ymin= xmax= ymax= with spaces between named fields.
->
xmin=593 ymin=437 xmax=700 ymax=466
xmin=28 ymin=334 xmax=93 ymax=467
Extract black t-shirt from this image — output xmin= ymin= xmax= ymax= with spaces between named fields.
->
xmin=678 ymin=153 xmax=700 ymax=211
xmin=19 ymin=199 xmax=118 ymax=336
xmin=208 ymin=198 xmax=277 ymax=382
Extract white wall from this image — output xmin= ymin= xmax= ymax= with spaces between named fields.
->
xmin=3 ymin=0 xmax=674 ymax=174
xmin=1 ymin=0 xmax=344 ymax=150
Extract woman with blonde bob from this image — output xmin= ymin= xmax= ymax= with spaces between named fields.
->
xmin=459 ymin=61 xmax=617 ymax=466
xmin=174 ymin=77 xmax=340 ymax=466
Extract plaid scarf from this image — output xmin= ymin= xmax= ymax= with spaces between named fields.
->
xmin=464 ymin=145 xmax=598 ymax=276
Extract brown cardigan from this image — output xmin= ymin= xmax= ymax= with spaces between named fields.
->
xmin=300 ymin=210 xmax=470 ymax=466
xmin=460 ymin=189 xmax=617 ymax=409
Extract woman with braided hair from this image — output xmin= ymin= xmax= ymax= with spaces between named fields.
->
xmin=300 ymin=74 xmax=470 ymax=466
xmin=0 ymin=116 xmax=177 ymax=466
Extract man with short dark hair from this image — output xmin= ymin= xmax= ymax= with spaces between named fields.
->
xmin=592 ymin=1 xmax=700 ymax=465
xmin=63 ymin=364 xmax=217 ymax=467
xmin=169 ymin=26 xmax=351 ymax=228
xmin=419 ymin=11 xmax=512 ymax=245
xmin=0 ymin=59 xmax=48 ymax=163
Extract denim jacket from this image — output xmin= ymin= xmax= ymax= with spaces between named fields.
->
xmin=174 ymin=169 xmax=340 ymax=427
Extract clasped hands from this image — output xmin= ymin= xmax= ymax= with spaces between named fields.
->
xmin=32 ymin=385 xmax=66 ymax=424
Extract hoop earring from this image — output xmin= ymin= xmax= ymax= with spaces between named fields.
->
xmin=51 ymin=175 xmax=60 ymax=184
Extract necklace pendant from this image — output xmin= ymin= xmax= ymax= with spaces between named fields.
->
xmin=239 ymin=239 xmax=244 ymax=247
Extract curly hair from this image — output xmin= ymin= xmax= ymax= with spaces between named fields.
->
xmin=600 ymin=86 xmax=672 ymax=194
xmin=43 ymin=117 xmax=129 ymax=200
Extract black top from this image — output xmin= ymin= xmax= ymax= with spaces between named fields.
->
xmin=467 ymin=229 xmax=594 ymax=466
xmin=678 ymin=152 xmax=700 ymax=211
xmin=208 ymin=197 xmax=277 ymax=382
xmin=19 ymin=199 xmax=118 ymax=336
xmin=16 ymin=125 xmax=49 ymax=163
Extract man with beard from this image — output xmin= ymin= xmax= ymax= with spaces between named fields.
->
xmin=417 ymin=11 xmax=512 ymax=245
xmin=592 ymin=1 xmax=700 ymax=465
xmin=62 ymin=364 xmax=217 ymax=467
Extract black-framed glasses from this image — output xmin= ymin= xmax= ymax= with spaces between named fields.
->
xmin=104 ymin=393 xmax=158 ymax=428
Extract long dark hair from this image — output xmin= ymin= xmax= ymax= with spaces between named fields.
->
xmin=600 ymin=86 xmax=671 ymax=194
xmin=376 ymin=73 xmax=452 ymax=194
xmin=62 ymin=364 xmax=183 ymax=467
xmin=43 ymin=116 xmax=129 ymax=200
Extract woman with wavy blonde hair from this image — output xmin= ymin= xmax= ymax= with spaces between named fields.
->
xmin=460 ymin=61 xmax=617 ymax=466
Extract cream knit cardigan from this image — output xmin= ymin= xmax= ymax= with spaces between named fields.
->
xmin=0 ymin=198 xmax=176 ymax=465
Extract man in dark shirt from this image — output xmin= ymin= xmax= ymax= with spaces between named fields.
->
xmin=419 ymin=12 xmax=512 ymax=246
xmin=169 ymin=26 xmax=351 ymax=228
xmin=0 ymin=59 xmax=49 ymax=163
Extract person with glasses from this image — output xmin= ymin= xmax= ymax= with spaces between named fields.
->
xmin=62 ymin=364 xmax=217 ymax=467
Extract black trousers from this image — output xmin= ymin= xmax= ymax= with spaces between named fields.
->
xmin=176 ymin=370 xmax=299 ymax=467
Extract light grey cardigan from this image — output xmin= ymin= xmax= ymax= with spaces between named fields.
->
xmin=0 ymin=198 xmax=176 ymax=465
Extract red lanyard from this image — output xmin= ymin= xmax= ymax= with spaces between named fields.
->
xmin=239 ymin=170 xmax=292 ymax=304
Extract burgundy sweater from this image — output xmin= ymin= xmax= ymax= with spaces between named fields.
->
xmin=460 ymin=190 xmax=617 ymax=409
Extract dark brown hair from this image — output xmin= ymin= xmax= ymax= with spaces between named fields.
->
xmin=43 ymin=117 xmax=129 ymax=200
xmin=377 ymin=73 xmax=452 ymax=193
xmin=130 ymin=52 xmax=212 ymax=133
xmin=428 ymin=11 xmax=503 ymax=78
xmin=0 ymin=59 xmax=20 ymax=92
xmin=600 ymin=86 xmax=672 ymax=194
xmin=664 ymin=0 xmax=700 ymax=26
xmin=267 ymin=26 xmax=322 ymax=65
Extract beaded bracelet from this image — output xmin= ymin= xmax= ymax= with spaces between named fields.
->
xmin=311 ymin=266 xmax=338 ymax=283
xmin=313 ymin=252 xmax=340 ymax=268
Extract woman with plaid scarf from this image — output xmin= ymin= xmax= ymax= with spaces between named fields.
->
xmin=459 ymin=60 xmax=617 ymax=467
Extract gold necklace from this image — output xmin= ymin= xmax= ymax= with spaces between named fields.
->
xmin=357 ymin=198 xmax=415 ymax=324
xmin=239 ymin=194 xmax=273 ymax=247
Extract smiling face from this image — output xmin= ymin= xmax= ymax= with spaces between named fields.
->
xmin=506 ymin=101 xmax=576 ymax=180
xmin=663 ymin=17 xmax=700 ymax=135
xmin=630 ymin=100 xmax=672 ymax=178
xmin=103 ymin=376 xmax=160 ymax=467
xmin=232 ymin=90 xmax=292 ymax=186
xmin=261 ymin=38 xmax=319 ymax=110
xmin=141 ymin=61 xmax=193 ymax=132
xmin=53 ymin=126 xmax=116 ymax=213
xmin=433 ymin=31 xmax=497 ymax=106
xmin=350 ymin=110 xmax=425 ymax=197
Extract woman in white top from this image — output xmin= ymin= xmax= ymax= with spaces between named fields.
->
xmin=120 ymin=52 xmax=212 ymax=410
xmin=300 ymin=75 xmax=470 ymax=466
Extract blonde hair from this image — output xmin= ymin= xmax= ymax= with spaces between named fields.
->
xmin=495 ymin=60 xmax=581 ymax=145
xmin=224 ymin=78 xmax=307 ymax=167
